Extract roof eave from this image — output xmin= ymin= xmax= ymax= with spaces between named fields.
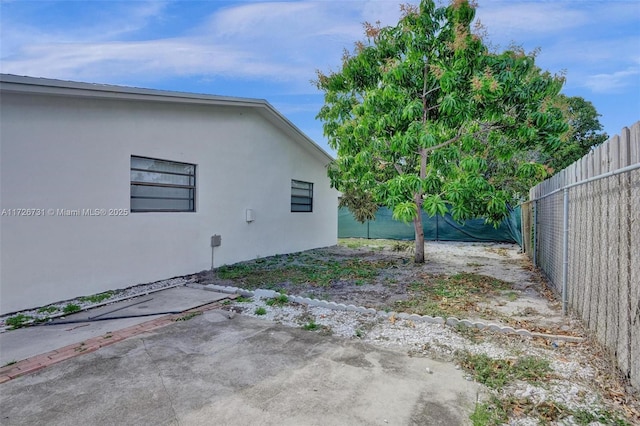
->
xmin=0 ymin=74 xmax=334 ymax=163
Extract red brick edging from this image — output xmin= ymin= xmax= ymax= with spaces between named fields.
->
xmin=0 ymin=299 xmax=231 ymax=384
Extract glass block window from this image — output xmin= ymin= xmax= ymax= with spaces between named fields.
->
xmin=130 ymin=156 xmax=195 ymax=212
xmin=291 ymin=180 xmax=313 ymax=212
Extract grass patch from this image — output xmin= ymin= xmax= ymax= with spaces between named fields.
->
xmin=254 ymin=307 xmax=267 ymax=316
xmin=471 ymin=396 xmax=571 ymax=425
xmin=469 ymin=396 xmax=630 ymax=426
xmin=216 ymin=254 xmax=393 ymax=290
xmin=78 ymin=291 xmax=114 ymax=304
xmin=63 ymin=304 xmax=81 ymax=315
xmin=5 ymin=314 xmax=34 ymax=329
xmin=459 ymin=353 xmax=551 ymax=389
xmin=338 ymin=238 xmax=386 ymax=250
xmin=393 ymin=273 xmax=512 ymax=318
xmin=572 ymin=408 xmax=629 ymax=426
xmin=235 ymin=296 xmax=253 ymax=303
xmin=341 ymin=240 xmax=367 ymax=249
xmin=470 ymin=396 xmax=509 ymax=426
xmin=266 ymin=294 xmax=289 ymax=307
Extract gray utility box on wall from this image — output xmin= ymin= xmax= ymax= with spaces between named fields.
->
xmin=211 ymin=235 xmax=221 ymax=247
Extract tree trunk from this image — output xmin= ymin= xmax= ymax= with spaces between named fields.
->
xmin=413 ymin=147 xmax=428 ymax=263
xmin=413 ymin=203 xmax=425 ymax=263
xmin=413 ymin=214 xmax=425 ymax=263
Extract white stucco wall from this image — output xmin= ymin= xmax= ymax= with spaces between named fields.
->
xmin=0 ymin=85 xmax=338 ymax=314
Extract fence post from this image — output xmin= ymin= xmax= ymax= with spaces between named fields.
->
xmin=532 ymin=200 xmax=538 ymax=267
xmin=562 ymin=187 xmax=569 ymax=315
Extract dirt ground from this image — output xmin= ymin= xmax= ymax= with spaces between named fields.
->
xmin=194 ymin=239 xmax=581 ymax=337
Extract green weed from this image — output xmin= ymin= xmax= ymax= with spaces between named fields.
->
xmin=254 ymin=307 xmax=267 ymax=316
xmin=470 ymin=396 xmax=568 ymax=425
xmin=302 ymin=320 xmax=319 ymax=331
xmin=5 ymin=314 xmax=34 ymax=329
xmin=266 ymin=294 xmax=289 ymax=307
xmin=459 ymin=353 xmax=551 ymax=389
xmin=78 ymin=291 xmax=114 ymax=304
xmin=63 ymin=304 xmax=81 ymax=314
xmin=174 ymin=312 xmax=201 ymax=321
xmin=470 ymin=396 xmax=508 ymax=426
xmin=572 ymin=408 xmax=629 ymax=425
xmin=468 ymin=395 xmax=622 ymax=426
xmin=37 ymin=306 xmax=59 ymax=314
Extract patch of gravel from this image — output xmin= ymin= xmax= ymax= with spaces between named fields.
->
xmin=229 ymin=295 xmax=638 ymax=426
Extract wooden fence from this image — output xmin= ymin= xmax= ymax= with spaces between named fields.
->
xmin=524 ymin=121 xmax=640 ymax=391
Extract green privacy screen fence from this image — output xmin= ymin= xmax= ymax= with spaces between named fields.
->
xmin=338 ymin=206 xmax=522 ymax=246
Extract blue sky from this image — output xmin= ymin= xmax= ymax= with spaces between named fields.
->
xmin=1 ymin=0 xmax=639 ymax=156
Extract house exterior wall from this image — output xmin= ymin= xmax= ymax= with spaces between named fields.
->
xmin=0 ymin=88 xmax=338 ymax=314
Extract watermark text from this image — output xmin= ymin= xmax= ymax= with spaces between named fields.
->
xmin=1 ymin=208 xmax=130 ymax=217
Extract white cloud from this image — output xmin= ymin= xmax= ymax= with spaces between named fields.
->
xmin=584 ymin=66 xmax=640 ymax=94
xmin=206 ymin=2 xmax=318 ymax=38
xmin=475 ymin=1 xmax=588 ymax=44
xmin=0 ymin=37 xmax=308 ymax=82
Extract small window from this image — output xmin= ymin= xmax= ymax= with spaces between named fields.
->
xmin=131 ymin=156 xmax=195 ymax=212
xmin=291 ymin=180 xmax=313 ymax=212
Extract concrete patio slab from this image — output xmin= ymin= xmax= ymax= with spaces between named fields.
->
xmin=0 ymin=310 xmax=481 ymax=425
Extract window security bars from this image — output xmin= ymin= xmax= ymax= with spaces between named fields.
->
xmin=130 ymin=156 xmax=196 ymax=212
xmin=291 ymin=180 xmax=313 ymax=212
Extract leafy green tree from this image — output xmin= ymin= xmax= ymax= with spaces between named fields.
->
xmin=316 ymin=0 xmax=568 ymax=262
xmin=546 ymin=95 xmax=608 ymax=173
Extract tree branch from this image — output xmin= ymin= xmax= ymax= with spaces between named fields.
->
xmin=422 ymin=60 xmax=429 ymax=124
xmin=423 ymin=123 xmax=507 ymax=154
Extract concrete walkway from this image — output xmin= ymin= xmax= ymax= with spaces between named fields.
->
xmin=0 ymin=286 xmax=230 ymax=368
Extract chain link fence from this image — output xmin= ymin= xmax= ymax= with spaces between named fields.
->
xmin=567 ymin=168 xmax=639 ymax=385
xmin=524 ymin=122 xmax=640 ymax=391
xmin=534 ymin=191 xmax=564 ymax=295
